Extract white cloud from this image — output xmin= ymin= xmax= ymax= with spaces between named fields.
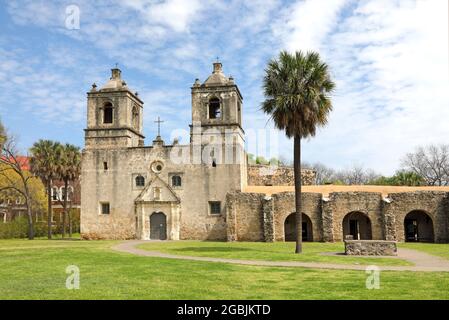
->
xmin=2 ymin=0 xmax=448 ymax=174
xmin=273 ymin=0 xmax=348 ymax=52
xmin=295 ymin=0 xmax=449 ymax=174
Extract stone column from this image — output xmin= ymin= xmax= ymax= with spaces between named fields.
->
xmin=226 ymin=193 xmax=237 ymax=242
xmin=382 ymin=198 xmax=397 ymax=241
xmin=262 ymin=196 xmax=274 ymax=242
xmin=321 ymin=198 xmax=334 ymax=242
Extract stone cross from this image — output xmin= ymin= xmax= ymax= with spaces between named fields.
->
xmin=154 ymin=117 xmax=164 ymax=137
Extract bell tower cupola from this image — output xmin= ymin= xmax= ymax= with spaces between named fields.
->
xmin=191 ymin=62 xmax=243 ymax=129
xmin=85 ymin=67 xmax=144 ymax=149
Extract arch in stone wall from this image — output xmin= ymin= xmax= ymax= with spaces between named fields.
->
xmin=385 ymin=191 xmax=444 ymax=242
xmin=403 ymin=210 xmax=434 ymax=243
xmin=326 ymin=192 xmax=383 ymax=242
xmin=272 ymin=193 xmax=322 ymax=242
xmin=284 ymin=213 xmax=314 ymax=242
xmin=342 ymin=211 xmax=373 ymax=240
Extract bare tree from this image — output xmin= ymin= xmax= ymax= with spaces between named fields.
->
xmin=309 ymin=162 xmax=336 ymax=185
xmin=0 ymin=134 xmax=35 ymax=239
xmin=401 ymin=144 xmax=449 ymax=186
xmin=333 ymin=165 xmax=381 ymax=185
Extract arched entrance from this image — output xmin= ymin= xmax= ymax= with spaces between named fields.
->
xmin=150 ymin=212 xmax=167 ymax=240
xmin=284 ymin=213 xmax=313 ymax=242
xmin=404 ymin=211 xmax=434 ymax=242
xmin=342 ymin=212 xmax=372 ymax=240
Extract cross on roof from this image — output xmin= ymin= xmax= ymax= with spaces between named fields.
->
xmin=154 ymin=116 xmax=164 ymax=137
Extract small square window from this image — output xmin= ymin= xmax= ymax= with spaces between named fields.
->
xmin=209 ymin=201 xmax=221 ymax=215
xmin=171 ymin=175 xmax=182 ymax=187
xmin=101 ymin=203 xmax=110 ymax=215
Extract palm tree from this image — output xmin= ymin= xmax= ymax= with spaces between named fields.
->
xmin=57 ymin=144 xmax=81 ymax=238
xmin=30 ymin=140 xmax=61 ymax=239
xmin=394 ymin=171 xmax=424 ymax=186
xmin=262 ymin=51 xmax=335 ymax=253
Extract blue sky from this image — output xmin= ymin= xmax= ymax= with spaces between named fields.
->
xmin=0 ymin=0 xmax=447 ymax=174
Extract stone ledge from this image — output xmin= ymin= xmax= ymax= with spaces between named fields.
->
xmin=344 ymin=240 xmax=397 ymax=256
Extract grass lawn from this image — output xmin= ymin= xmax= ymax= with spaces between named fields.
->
xmin=137 ymin=241 xmax=412 ymax=266
xmin=1 ymin=239 xmax=449 ymax=299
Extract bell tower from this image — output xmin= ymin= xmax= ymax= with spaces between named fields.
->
xmin=191 ymin=62 xmax=243 ymax=130
xmin=85 ymin=67 xmax=144 ymax=149
xmin=190 ymin=62 xmax=245 ymax=166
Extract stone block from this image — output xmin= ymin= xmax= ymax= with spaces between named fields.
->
xmin=344 ymin=240 xmax=397 ymax=256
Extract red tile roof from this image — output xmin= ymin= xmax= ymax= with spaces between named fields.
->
xmin=0 ymin=155 xmax=30 ymax=171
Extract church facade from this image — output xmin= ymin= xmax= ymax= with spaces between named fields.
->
xmin=81 ymin=62 xmax=248 ymax=240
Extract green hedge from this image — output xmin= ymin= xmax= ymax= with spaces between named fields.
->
xmin=0 ymin=212 xmax=80 ymax=239
xmin=0 ymin=218 xmax=48 ymax=239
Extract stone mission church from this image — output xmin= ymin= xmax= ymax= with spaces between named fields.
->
xmin=81 ymin=62 xmax=248 ymax=240
xmin=81 ymin=62 xmax=449 ymax=243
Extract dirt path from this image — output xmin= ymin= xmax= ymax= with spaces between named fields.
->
xmin=112 ymin=241 xmax=449 ymax=272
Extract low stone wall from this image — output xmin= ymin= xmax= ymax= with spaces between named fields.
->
xmin=344 ymin=240 xmax=397 ymax=256
xmin=247 ymin=165 xmax=316 ymax=186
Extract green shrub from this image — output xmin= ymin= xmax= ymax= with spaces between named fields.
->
xmin=0 ymin=217 xmax=29 ymax=239
xmin=0 ymin=211 xmax=80 ymax=239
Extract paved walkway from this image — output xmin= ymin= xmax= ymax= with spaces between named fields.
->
xmin=112 ymin=241 xmax=449 ymax=272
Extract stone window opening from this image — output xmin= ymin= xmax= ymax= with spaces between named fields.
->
xmin=209 ymin=201 xmax=221 ymax=215
xmin=135 ymin=175 xmax=145 ymax=187
xmin=103 ymin=102 xmax=113 ymax=124
xmin=103 ymin=162 xmax=108 ymax=171
xmin=151 ymin=161 xmax=164 ymax=173
xmin=100 ymin=202 xmax=110 ymax=215
xmin=208 ymin=97 xmax=221 ymax=119
xmin=172 ymin=175 xmax=182 ymax=187
xmin=237 ymin=101 xmax=241 ymax=124
xmin=132 ymin=106 xmax=139 ymax=129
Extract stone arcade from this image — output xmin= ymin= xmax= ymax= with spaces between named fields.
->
xmin=80 ymin=63 xmax=449 ymax=243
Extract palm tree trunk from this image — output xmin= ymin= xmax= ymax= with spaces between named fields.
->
xmin=294 ymin=135 xmax=302 ymax=253
xmin=62 ymin=179 xmax=68 ymax=239
xmin=47 ymin=180 xmax=52 ymax=239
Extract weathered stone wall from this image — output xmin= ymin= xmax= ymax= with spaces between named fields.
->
xmin=226 ymin=192 xmax=265 ymax=241
xmin=247 ymin=165 xmax=316 ymax=186
xmin=225 ymin=190 xmax=449 ymax=243
xmin=344 ymin=240 xmax=397 ymax=256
